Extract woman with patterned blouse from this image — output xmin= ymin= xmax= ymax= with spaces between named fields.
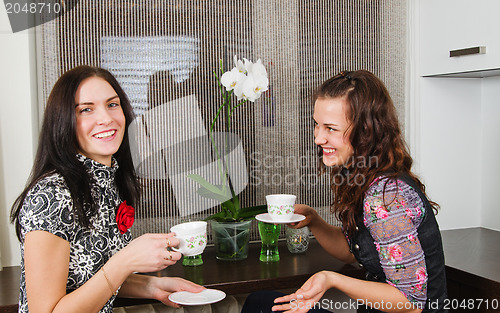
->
xmin=242 ymin=71 xmax=447 ymax=313
xmin=10 ymin=66 xmax=204 ymax=312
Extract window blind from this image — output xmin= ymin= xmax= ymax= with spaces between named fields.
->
xmin=36 ymin=0 xmax=407 ymax=242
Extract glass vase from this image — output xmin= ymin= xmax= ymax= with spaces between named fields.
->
xmin=211 ymin=220 xmax=252 ymax=261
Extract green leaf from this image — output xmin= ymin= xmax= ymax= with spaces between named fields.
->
xmin=204 ymin=210 xmax=232 ymax=222
xmin=187 ymin=174 xmax=230 ymax=199
xmin=197 ymin=186 xmax=231 ymax=203
xmin=222 ymin=198 xmax=238 ymax=218
xmin=238 ymin=205 xmax=267 ymax=219
xmin=204 ymin=204 xmax=267 ymax=222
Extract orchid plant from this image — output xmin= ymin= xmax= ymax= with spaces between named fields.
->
xmin=188 ymin=56 xmax=269 ymax=222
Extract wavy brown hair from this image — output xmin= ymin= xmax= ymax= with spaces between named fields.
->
xmin=315 ymin=70 xmax=438 ymax=235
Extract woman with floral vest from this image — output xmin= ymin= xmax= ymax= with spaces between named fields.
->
xmin=242 ymin=70 xmax=447 ymax=313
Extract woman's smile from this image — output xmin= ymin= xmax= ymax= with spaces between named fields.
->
xmin=93 ymin=129 xmax=117 ymax=140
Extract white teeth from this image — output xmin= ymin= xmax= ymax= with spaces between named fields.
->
xmin=94 ymin=130 xmax=116 ymax=139
xmin=323 ymin=148 xmax=336 ymax=153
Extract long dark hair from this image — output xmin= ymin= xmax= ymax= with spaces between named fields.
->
xmin=11 ymin=65 xmax=140 ymax=240
xmin=315 ymin=70 xmax=438 ymax=235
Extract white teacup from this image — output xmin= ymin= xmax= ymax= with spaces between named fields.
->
xmin=170 ymin=221 xmax=207 ymax=256
xmin=266 ymin=194 xmax=296 ymax=222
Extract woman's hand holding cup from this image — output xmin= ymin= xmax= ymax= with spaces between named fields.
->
xmin=119 ymin=233 xmax=182 ymax=274
xmin=287 ymin=204 xmax=319 ymax=229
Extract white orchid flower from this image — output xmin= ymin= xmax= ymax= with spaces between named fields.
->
xmin=247 ymin=59 xmax=268 ymax=79
xmin=243 ymin=58 xmax=253 ymax=72
xmin=233 ymin=55 xmax=246 ymax=73
xmin=220 ymin=67 xmax=246 ymax=91
xmin=241 ymin=73 xmax=269 ymax=102
xmin=251 ymin=73 xmax=269 ymax=95
xmin=221 ymin=56 xmax=269 ymax=101
xmin=242 ymin=83 xmax=258 ymax=102
xmin=233 ymin=75 xmax=248 ymax=100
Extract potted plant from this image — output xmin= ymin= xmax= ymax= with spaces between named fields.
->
xmin=188 ymin=56 xmax=269 ymax=260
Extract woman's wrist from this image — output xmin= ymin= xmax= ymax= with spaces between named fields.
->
xmin=110 ymin=246 xmax=136 ymax=276
xmin=146 ymin=276 xmax=163 ymax=301
xmin=307 ymin=209 xmax=326 ymax=232
xmin=119 ymin=274 xmax=158 ymax=299
xmin=322 ymin=270 xmax=341 ymax=290
xmin=102 ymin=249 xmax=137 ymax=295
xmin=101 ymin=266 xmax=120 ymax=296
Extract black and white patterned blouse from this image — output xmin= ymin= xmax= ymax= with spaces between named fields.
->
xmin=18 ymin=154 xmax=131 ymax=312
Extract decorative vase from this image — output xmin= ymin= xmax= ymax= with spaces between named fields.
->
xmin=211 ymin=219 xmax=252 ymax=261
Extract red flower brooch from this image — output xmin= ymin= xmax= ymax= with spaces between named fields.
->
xmin=116 ymin=201 xmax=135 ymax=234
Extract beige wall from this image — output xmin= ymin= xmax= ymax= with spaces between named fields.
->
xmin=0 ymin=7 xmax=37 ymax=268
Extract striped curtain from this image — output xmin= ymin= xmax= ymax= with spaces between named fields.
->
xmin=37 ymin=0 xmax=407 ymax=241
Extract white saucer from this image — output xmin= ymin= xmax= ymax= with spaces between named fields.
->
xmin=255 ymin=213 xmax=306 ymax=224
xmin=169 ymin=289 xmax=226 ymax=306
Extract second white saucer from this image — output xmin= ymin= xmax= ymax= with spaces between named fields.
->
xmin=255 ymin=213 xmax=306 ymax=224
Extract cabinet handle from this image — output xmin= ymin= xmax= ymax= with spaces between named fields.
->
xmin=450 ymin=46 xmax=486 ymax=57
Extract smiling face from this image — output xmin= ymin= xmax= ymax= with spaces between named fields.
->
xmin=313 ymin=96 xmax=354 ymax=167
xmin=74 ymin=76 xmax=125 ymax=166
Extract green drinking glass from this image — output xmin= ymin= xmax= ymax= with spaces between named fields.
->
xmin=258 ymin=221 xmax=281 ymax=262
xmin=182 ymin=254 xmax=203 ymax=266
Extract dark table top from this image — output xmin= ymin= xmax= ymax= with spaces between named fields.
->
xmin=441 ymin=227 xmax=500 ymax=284
xmin=0 ymin=239 xmax=363 ymax=309
xmin=115 ymin=239 xmax=364 ymax=306
xmin=0 ymin=266 xmax=19 ymax=311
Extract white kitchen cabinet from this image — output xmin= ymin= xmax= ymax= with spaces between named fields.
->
xmin=420 ymin=0 xmax=500 ymax=77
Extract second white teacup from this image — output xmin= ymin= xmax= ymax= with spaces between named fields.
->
xmin=170 ymin=221 xmax=207 ymax=256
xmin=266 ymin=194 xmax=296 ymax=222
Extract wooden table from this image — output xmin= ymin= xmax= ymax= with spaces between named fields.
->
xmin=0 ymin=239 xmax=364 ymax=310
xmin=2 ymin=228 xmax=499 ymax=312
xmin=115 ymin=239 xmax=365 ymax=306
xmin=441 ymin=227 xmax=500 ymax=313
xmin=0 ymin=266 xmax=19 ymax=313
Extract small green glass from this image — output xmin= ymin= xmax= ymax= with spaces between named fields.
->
xmin=258 ymin=221 xmax=281 ymax=262
xmin=182 ymin=254 xmax=203 ymax=266
xmin=183 ymin=263 xmax=204 ymax=285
